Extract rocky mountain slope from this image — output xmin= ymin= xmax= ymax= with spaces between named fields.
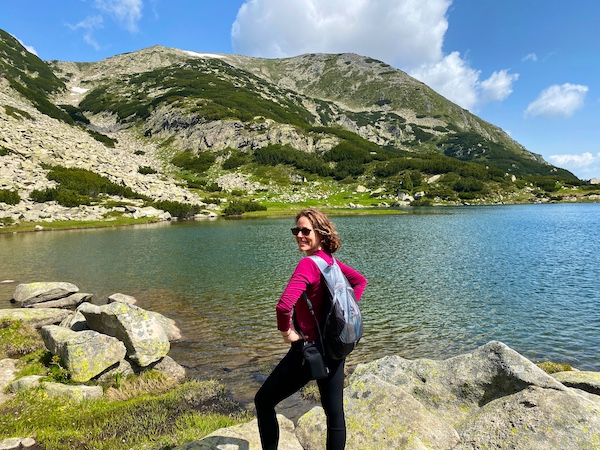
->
xmin=0 ymin=29 xmax=593 ymax=227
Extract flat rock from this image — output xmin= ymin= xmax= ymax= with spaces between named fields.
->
xmin=0 ymin=308 xmax=71 ymax=328
xmin=552 ymin=370 xmax=600 ymax=395
xmin=11 ymin=282 xmax=79 ymax=307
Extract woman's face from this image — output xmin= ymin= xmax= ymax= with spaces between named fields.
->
xmin=295 ymin=215 xmax=322 ymax=255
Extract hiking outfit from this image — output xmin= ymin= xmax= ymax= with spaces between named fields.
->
xmin=255 ymin=249 xmax=367 ymax=450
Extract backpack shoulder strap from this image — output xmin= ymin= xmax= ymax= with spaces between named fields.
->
xmin=308 ymin=254 xmax=330 ymax=271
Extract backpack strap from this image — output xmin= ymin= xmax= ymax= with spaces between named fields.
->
xmin=300 ymin=254 xmax=331 ymax=350
xmin=308 ymin=254 xmax=332 ymax=273
xmin=302 ymin=292 xmax=325 ymax=351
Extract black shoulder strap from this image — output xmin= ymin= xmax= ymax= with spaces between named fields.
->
xmin=302 ymin=292 xmax=325 ymax=349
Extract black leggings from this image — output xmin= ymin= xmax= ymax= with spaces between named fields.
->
xmin=254 ymin=342 xmax=346 ymax=450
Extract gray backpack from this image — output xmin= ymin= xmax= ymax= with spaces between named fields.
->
xmin=307 ymin=255 xmax=363 ymax=360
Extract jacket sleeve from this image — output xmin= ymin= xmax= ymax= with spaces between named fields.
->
xmin=275 ymin=258 xmax=321 ymax=331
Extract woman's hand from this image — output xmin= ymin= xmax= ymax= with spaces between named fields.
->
xmin=281 ymin=326 xmax=301 ymax=343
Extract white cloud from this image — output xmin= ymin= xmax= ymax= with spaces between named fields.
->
xmin=70 ymin=0 xmax=143 ymax=50
xmin=525 ymin=83 xmax=588 ymax=119
xmin=232 ymin=0 xmax=451 ymax=68
xmin=522 ymin=53 xmax=537 ymax=62
xmin=15 ymin=38 xmax=38 ymax=56
xmin=410 ymin=54 xmax=518 ymax=110
xmin=94 ymin=0 xmax=144 ymax=33
xmin=480 ymin=70 xmax=519 ymax=102
xmin=231 ymin=0 xmax=517 ymax=112
xmin=409 ymin=52 xmax=479 ymax=110
xmin=548 ymin=152 xmax=600 ymax=180
xmin=68 ymin=15 xmax=104 ymax=50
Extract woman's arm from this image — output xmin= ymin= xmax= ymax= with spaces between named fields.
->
xmin=275 ymin=258 xmax=320 ymax=332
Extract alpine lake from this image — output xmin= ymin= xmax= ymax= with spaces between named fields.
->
xmin=1 ymin=203 xmax=599 ymax=408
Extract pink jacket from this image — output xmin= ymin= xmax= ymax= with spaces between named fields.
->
xmin=276 ymin=250 xmax=367 ymax=342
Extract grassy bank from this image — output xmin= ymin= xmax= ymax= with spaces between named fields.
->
xmin=0 ymin=216 xmax=165 ymax=234
xmin=0 ymin=320 xmax=250 ymax=449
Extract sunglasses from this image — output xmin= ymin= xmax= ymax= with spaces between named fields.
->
xmin=291 ymin=227 xmax=314 ymax=236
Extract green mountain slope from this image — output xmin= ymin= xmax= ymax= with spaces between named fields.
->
xmin=2 ymin=34 xmax=595 ymax=222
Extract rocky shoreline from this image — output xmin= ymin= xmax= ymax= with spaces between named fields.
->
xmin=2 ymin=282 xmax=600 ymax=449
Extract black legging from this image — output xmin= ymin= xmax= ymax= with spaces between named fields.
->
xmin=254 ymin=341 xmax=346 ymax=450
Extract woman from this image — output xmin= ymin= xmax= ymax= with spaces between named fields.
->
xmin=255 ymin=208 xmax=367 ymax=450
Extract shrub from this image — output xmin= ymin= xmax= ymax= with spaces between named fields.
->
xmin=531 ymin=177 xmax=560 ymax=192
xmin=30 ymin=188 xmax=58 ymax=203
xmin=152 ymin=200 xmax=200 ymax=219
xmin=86 ymin=129 xmax=117 ymax=147
xmin=0 ymin=189 xmax=20 ymax=205
xmin=452 ymin=177 xmax=485 ymax=193
xmin=222 ymin=151 xmax=249 ymax=170
xmin=4 ymin=105 xmax=33 ymax=121
xmin=223 ymin=200 xmax=267 ymax=216
xmin=46 ymin=166 xmax=144 ymax=200
xmin=55 ymin=189 xmax=91 ymax=207
xmin=30 ymin=167 xmax=148 ymax=207
xmin=59 ymin=104 xmax=90 ymax=124
xmin=171 ymin=151 xmax=216 ymax=174
xmin=253 ymin=144 xmax=331 ymax=177
xmin=138 ymin=166 xmax=157 ymax=175
xmin=332 ymin=159 xmax=365 ymax=179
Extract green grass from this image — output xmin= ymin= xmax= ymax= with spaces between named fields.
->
xmin=0 ymin=320 xmax=249 ymax=449
xmin=0 ymin=217 xmax=164 ymax=234
xmin=0 ymin=379 xmax=247 ymax=449
xmin=536 ymin=361 xmax=573 ymax=374
xmin=0 ymin=321 xmax=45 ymax=359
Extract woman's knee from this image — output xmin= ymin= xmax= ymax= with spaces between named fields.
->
xmin=254 ymin=387 xmax=269 ymax=410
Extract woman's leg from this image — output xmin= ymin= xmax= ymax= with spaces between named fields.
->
xmin=255 ymin=343 xmax=308 ymax=450
xmin=317 ymin=358 xmax=346 ymax=450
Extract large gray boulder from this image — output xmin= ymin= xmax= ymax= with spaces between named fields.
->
xmin=78 ymin=302 xmax=170 ymax=367
xmin=297 ymin=373 xmax=460 ymax=449
xmin=454 ymin=385 xmax=600 ymax=449
xmin=296 ymin=341 xmax=600 ymax=450
xmin=11 ymin=282 xmax=79 ymax=307
xmin=40 ymin=325 xmax=127 ymax=382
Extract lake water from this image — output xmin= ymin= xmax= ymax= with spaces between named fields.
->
xmin=1 ymin=203 xmax=599 ymax=406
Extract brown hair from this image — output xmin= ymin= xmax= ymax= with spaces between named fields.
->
xmin=296 ymin=208 xmax=342 ymax=254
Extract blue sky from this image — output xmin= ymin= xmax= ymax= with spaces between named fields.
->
xmin=2 ymin=0 xmax=599 ymax=180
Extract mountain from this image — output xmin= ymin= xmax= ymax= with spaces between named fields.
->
xmin=0 ymin=29 xmax=594 ymax=225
